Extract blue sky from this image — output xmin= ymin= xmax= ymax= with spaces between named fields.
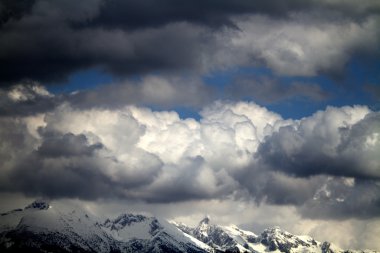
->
xmin=46 ymin=56 xmax=380 ymax=120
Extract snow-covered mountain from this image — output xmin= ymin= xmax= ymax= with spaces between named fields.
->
xmin=173 ymin=216 xmax=379 ymax=253
xmin=102 ymin=213 xmax=211 ymax=252
xmin=0 ymin=200 xmax=378 ymax=253
xmin=0 ymin=200 xmax=210 ymax=253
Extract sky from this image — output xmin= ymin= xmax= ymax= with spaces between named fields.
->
xmin=0 ymin=0 xmax=380 ymax=250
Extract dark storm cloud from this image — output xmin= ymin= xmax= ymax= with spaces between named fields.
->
xmin=0 ymin=117 xmax=33 ymax=167
xmin=5 ymin=134 xmax=162 ymax=200
xmin=234 ymin=160 xmax=380 ymax=219
xmin=0 ymin=0 xmax=379 ymax=86
xmin=89 ymin=0 xmax=310 ymax=30
xmin=0 ymin=112 xmax=163 ymax=200
xmin=233 ymin=166 xmax=323 ymax=206
xmin=37 ymin=131 xmax=103 ymax=158
xmin=0 ymin=0 xmax=213 ymax=85
xmin=0 ymin=0 xmax=36 ymax=26
xmin=72 ymin=0 xmax=380 ymax=30
xmin=138 ymin=157 xmax=236 ymax=203
xmin=0 ymin=21 xmax=212 ymax=84
xmin=256 ymin=111 xmax=380 ymax=180
xmin=9 ymin=154 xmax=123 ymax=200
xmin=299 ymin=179 xmax=380 ymax=220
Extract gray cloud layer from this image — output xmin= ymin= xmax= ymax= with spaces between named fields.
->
xmin=228 ymin=76 xmax=330 ymax=103
xmin=0 ymin=0 xmax=379 ymax=85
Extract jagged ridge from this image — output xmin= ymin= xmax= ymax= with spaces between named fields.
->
xmin=0 ymin=201 xmax=378 ymax=253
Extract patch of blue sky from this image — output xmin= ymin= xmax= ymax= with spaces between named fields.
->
xmin=44 ymin=58 xmax=380 ymax=120
xmin=203 ymin=60 xmax=380 ymax=119
xmin=46 ymin=68 xmax=115 ymax=94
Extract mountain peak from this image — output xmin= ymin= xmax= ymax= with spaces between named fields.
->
xmin=199 ymin=215 xmax=210 ymax=225
xmin=25 ymin=199 xmax=50 ymax=210
xmin=1 ymin=202 xmax=379 ymax=253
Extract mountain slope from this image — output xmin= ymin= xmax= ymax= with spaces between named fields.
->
xmin=0 ymin=200 xmax=115 ymax=253
xmin=0 ymin=200 xmax=210 ymax=253
xmin=0 ymin=201 xmax=378 ymax=253
xmin=173 ymin=217 xmax=379 ymax=253
xmin=102 ymin=213 xmax=212 ymax=253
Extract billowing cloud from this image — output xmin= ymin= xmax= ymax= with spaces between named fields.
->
xmin=0 ymin=88 xmax=379 ymax=219
xmin=226 ymin=14 xmax=380 ymax=77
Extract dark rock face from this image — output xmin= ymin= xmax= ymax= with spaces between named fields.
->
xmin=25 ymin=200 xmax=50 ymax=210
xmin=321 ymin=242 xmax=335 ymax=253
xmin=191 ymin=217 xmax=237 ymax=250
xmin=149 ymin=218 xmax=162 ymax=236
xmin=104 ymin=214 xmax=147 ymax=229
xmin=195 ymin=226 xmax=235 ymax=248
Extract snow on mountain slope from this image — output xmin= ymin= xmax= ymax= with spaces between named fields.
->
xmin=0 ymin=200 xmax=211 ymax=253
xmin=174 ymin=217 xmax=380 ymax=253
xmin=248 ymin=226 xmax=321 ymax=253
xmin=1 ymin=200 xmax=379 ymax=253
xmin=176 ymin=216 xmax=257 ymax=252
xmin=0 ymin=200 xmax=114 ymax=253
xmin=102 ymin=213 xmax=212 ymax=253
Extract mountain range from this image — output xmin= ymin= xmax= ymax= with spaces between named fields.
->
xmin=0 ymin=200 xmax=377 ymax=253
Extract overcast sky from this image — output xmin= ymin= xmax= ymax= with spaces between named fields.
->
xmin=0 ymin=0 xmax=380 ymax=250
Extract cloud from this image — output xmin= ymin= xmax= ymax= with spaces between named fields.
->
xmin=0 ymin=0 xmax=379 ymax=85
xmin=227 ymin=14 xmax=380 ymax=77
xmin=256 ymin=106 xmax=380 ymax=179
xmin=0 ymin=75 xmax=214 ymax=117
xmin=0 ymin=82 xmax=56 ymax=116
xmin=300 ymin=178 xmax=380 ymax=219
xmin=0 ymin=96 xmax=379 ymax=220
xmin=0 ymin=17 xmax=213 ymax=84
xmin=68 ymin=75 xmax=215 ymax=109
xmin=45 ymin=0 xmax=380 ymax=30
xmin=36 ymin=131 xmax=103 ymax=158
xmin=0 ymin=100 xmax=280 ymax=201
xmin=227 ymin=76 xmax=330 ymax=103
xmin=0 ymin=0 xmax=36 ymax=26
